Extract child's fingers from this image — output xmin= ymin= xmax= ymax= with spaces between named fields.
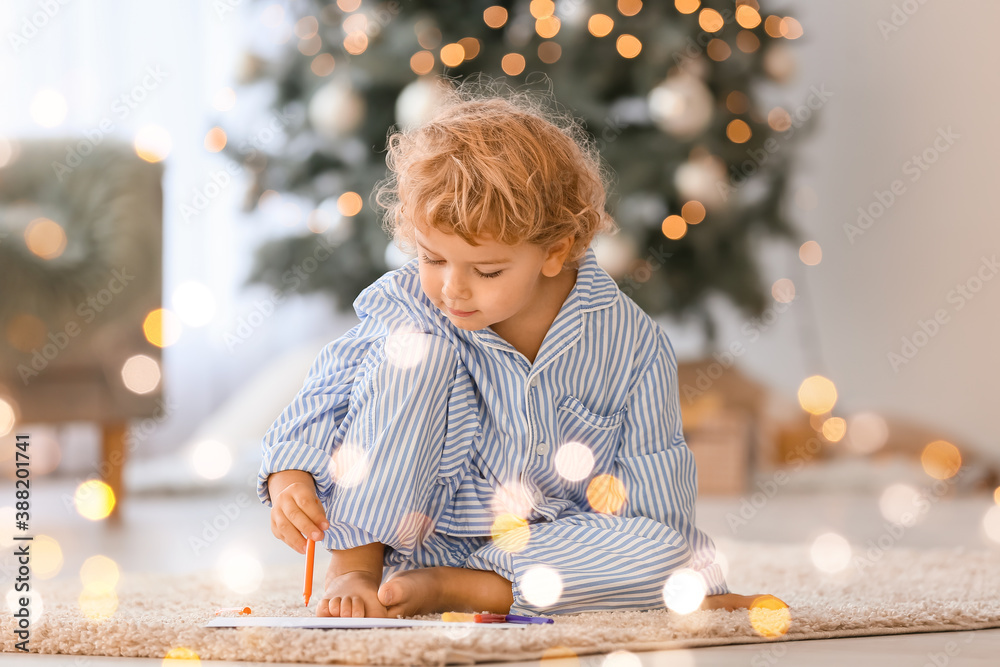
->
xmin=285 ymin=502 xmax=327 ymax=544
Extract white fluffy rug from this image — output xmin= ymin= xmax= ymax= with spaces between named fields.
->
xmin=3 ymin=542 xmax=999 ymax=665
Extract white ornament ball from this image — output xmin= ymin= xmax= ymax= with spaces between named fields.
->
xmin=648 ymin=73 xmax=714 ymax=139
xmin=309 ymin=78 xmax=365 ymax=140
xmin=674 ymin=155 xmax=729 ymax=210
xmin=396 ymin=77 xmax=451 ymax=130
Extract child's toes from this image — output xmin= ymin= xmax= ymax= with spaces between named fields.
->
xmin=378 ymin=577 xmax=418 ymax=617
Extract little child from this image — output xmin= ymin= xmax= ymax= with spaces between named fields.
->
xmin=258 ymin=82 xmax=775 ymax=618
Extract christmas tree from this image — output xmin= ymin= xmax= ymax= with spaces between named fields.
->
xmin=223 ymin=0 xmax=810 ymax=345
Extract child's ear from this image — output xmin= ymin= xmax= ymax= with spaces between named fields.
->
xmin=541 ymin=235 xmax=575 ymax=278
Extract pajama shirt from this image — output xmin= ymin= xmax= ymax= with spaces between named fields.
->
xmin=257 ymin=247 xmax=729 ymax=614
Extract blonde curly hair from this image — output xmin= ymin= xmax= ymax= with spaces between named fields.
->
xmin=374 ymin=78 xmax=618 ymax=268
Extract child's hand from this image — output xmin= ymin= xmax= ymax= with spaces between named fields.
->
xmin=268 ymin=470 xmax=330 ymax=554
xmin=317 ymin=571 xmax=388 ymax=618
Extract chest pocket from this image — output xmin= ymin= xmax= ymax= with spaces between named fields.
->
xmin=554 ymin=394 xmax=628 ymax=462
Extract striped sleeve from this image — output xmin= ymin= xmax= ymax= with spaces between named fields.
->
xmin=613 ymin=326 xmax=730 ymax=596
xmin=256 ymin=325 xmax=372 ymax=507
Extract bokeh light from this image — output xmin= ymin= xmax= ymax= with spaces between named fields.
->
xmin=491 ymin=513 xmax=530 ymax=552
xmin=587 ymin=474 xmax=626 ymax=514
xmin=134 ymin=124 xmax=173 ymax=162
xmin=204 ymin=127 xmax=227 ymax=152
xmin=458 ymin=37 xmax=480 ymax=60
xmin=538 ymin=41 xmax=561 ymax=64
xmin=0 ymin=398 xmax=16 ymax=437
xmin=749 ymin=595 xmax=791 ymax=638
xmin=662 ymin=568 xmax=706 ymax=614
xmin=810 ymin=532 xmax=851 ymax=573
xmin=329 ymin=441 xmax=370 ymax=488
xmin=171 ymin=281 xmax=217 ymax=327
xmin=661 ymin=215 xmax=687 ymax=240
xmin=921 ymin=440 xmax=962 ymax=480
xmin=616 ymin=35 xmax=642 ymax=58
xmin=736 ymin=5 xmax=762 ymax=29
xmin=483 ymin=6 xmax=508 ymax=28
xmin=217 ymin=547 xmax=264 ymax=595
xmin=588 ymin=14 xmax=614 ymax=37
xmin=554 ymin=442 xmax=595 ymax=482
xmin=536 ymin=16 xmax=560 ymax=38
xmin=983 ymin=505 xmax=1000 ymax=544
xmin=845 ymin=412 xmax=890 ymax=455
xmin=163 ymin=646 xmax=201 ymax=666
xmin=311 ymin=53 xmax=336 ymax=77
xmin=440 ymin=43 xmax=465 ymax=67
xmin=74 ymin=480 xmax=116 ymax=521
xmin=385 ymin=331 xmax=432 ymax=369
xmin=618 ymin=0 xmax=642 ymax=16
xmin=879 ymin=483 xmax=922 ymax=525
xmin=337 ymin=191 xmax=363 ymax=216
xmin=79 ymin=586 xmax=118 ymax=621
xmin=31 ymin=535 xmax=64 ymax=580
xmin=706 ymin=38 xmax=731 ymax=62
xmin=681 ymin=201 xmax=706 ymax=224
xmin=698 ymin=8 xmax=724 ymax=32
xmin=726 ymin=119 xmax=751 ymax=143
xmin=675 ymin=0 xmax=700 ymax=15
xmin=603 ymin=650 xmax=643 ymax=667
xmin=501 ymin=53 xmax=526 ymax=75
xmin=410 ymin=51 xmax=435 ymax=75
xmin=797 ymin=375 xmax=837 ymax=415
xmin=121 ymin=354 xmax=161 ymax=395
xmin=521 ymin=566 xmax=563 ymax=608
xmin=737 ymin=29 xmax=760 ymax=53
xmin=143 ymin=308 xmax=183 ymax=348
xmin=821 ymin=417 xmax=846 ymax=443
xmin=81 ymin=555 xmax=121 ymax=591
xmin=191 ymin=439 xmax=233 ymax=480
xmin=799 ymin=240 xmax=822 ymax=265
xmin=771 ymin=278 xmax=795 ymax=303
xmin=994 ymin=486 xmax=1000 ymax=505
xmin=24 ymin=218 xmax=67 ymax=259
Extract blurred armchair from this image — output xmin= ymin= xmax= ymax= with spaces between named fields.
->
xmin=0 ymin=138 xmax=164 ymax=520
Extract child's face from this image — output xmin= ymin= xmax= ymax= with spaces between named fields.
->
xmin=413 ymin=223 xmax=571 ymax=332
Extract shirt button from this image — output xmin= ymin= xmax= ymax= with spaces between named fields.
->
xmin=535 ymin=442 xmax=549 ymax=456
xmin=528 ymin=376 xmax=539 ymax=388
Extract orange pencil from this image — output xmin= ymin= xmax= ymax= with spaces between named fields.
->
xmin=303 ymin=538 xmax=315 ymax=607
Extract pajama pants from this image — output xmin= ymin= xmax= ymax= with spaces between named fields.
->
xmin=325 ymin=332 xmax=709 ymax=616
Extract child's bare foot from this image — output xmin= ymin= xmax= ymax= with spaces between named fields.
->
xmin=699 ymin=593 xmax=787 ymax=611
xmin=316 ymin=571 xmax=388 ymax=618
xmin=377 ymin=566 xmax=513 ymax=618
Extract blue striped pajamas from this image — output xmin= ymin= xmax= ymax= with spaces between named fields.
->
xmin=258 ymin=248 xmax=728 ymax=615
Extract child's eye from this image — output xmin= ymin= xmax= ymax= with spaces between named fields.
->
xmin=476 ymin=269 xmax=503 ymax=279
xmin=420 ymin=254 xmax=503 ymax=279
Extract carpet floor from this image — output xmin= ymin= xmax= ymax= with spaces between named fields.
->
xmin=3 ymin=541 xmax=999 ymax=665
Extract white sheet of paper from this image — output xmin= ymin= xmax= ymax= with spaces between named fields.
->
xmin=205 ymin=616 xmax=517 ymax=629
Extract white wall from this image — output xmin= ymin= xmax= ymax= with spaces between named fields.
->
xmin=664 ymin=0 xmax=1000 ymax=458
